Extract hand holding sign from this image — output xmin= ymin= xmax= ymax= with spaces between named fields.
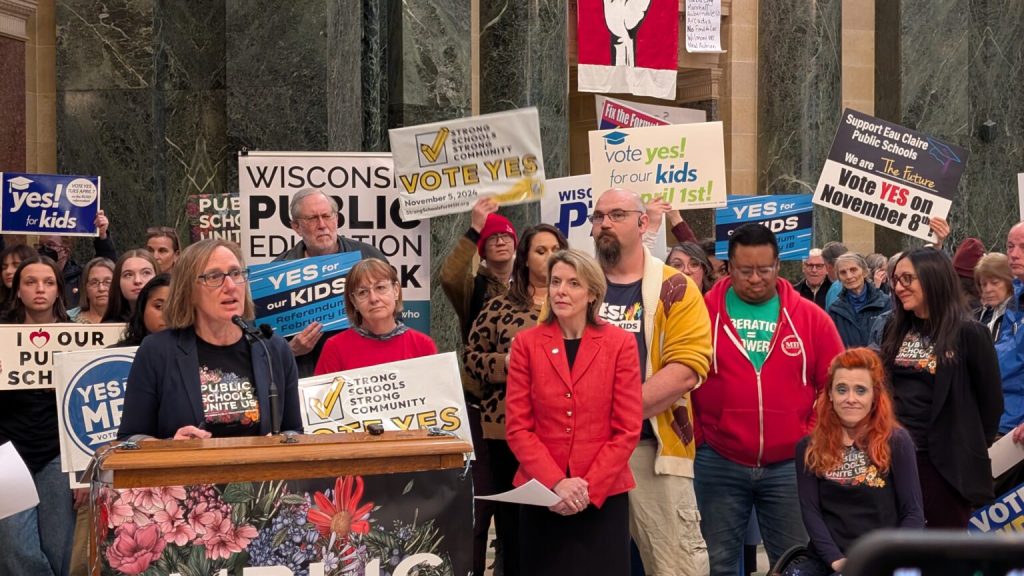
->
xmin=929 ymin=216 xmax=950 ymax=248
xmin=95 ymin=209 xmax=109 ymax=239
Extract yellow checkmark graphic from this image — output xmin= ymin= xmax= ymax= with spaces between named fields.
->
xmin=420 ymin=127 xmax=450 ymax=163
xmin=310 ymin=376 xmax=346 ymax=419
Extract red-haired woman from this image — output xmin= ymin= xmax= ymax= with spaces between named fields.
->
xmin=791 ymin=348 xmax=924 ymax=575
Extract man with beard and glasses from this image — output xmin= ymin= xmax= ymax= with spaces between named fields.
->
xmin=591 ymin=188 xmax=713 ymax=575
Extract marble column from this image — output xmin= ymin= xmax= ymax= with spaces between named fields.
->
xmin=0 ymin=0 xmax=37 ymax=172
xmin=479 ymin=0 xmax=568 ymax=241
xmin=876 ymin=0 xmax=1024 ymax=253
xmin=758 ymin=0 xmax=842 ymax=246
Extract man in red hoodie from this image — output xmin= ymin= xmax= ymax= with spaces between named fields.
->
xmin=692 ymin=224 xmax=844 ymax=576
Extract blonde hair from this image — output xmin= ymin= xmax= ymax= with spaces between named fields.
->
xmin=975 ymin=252 xmax=1013 ymax=294
xmin=163 ymin=239 xmax=254 ymax=329
xmin=541 ymin=249 xmax=607 ymax=326
xmin=343 ymin=258 xmax=402 ymax=327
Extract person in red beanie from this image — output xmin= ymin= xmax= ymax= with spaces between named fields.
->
xmin=439 ymin=196 xmax=517 ymax=576
xmin=952 ymin=237 xmax=986 ymax=310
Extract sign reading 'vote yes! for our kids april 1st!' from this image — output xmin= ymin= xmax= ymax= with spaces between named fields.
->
xmin=813 ymin=108 xmax=967 ymax=242
xmin=1 ymin=172 xmax=100 ymax=236
xmin=247 ymin=251 xmax=363 ymax=337
xmin=589 ymin=122 xmax=727 ymax=210
xmin=389 ymin=108 xmax=545 ymax=220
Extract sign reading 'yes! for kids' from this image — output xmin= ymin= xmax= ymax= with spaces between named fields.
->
xmin=0 ymin=323 xmax=126 ymax=391
xmin=813 ymin=109 xmax=967 ymax=241
xmin=1 ymin=172 xmax=101 ymax=236
xmin=589 ymin=122 xmax=727 ymax=210
xmin=389 ymin=108 xmax=545 ymax=220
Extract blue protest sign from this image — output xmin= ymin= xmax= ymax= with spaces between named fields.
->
xmin=969 ymin=480 xmax=1024 ymax=533
xmin=1 ymin=172 xmax=100 ymax=236
xmin=715 ymin=194 xmax=813 ymax=261
xmin=248 ymin=252 xmax=363 ymax=337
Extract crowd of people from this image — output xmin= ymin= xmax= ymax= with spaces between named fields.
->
xmin=0 ymin=186 xmax=1021 ymax=576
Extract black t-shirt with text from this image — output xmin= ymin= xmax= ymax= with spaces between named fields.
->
xmin=196 ymin=335 xmax=260 ymax=437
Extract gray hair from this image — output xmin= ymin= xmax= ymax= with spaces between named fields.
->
xmin=289 ymin=188 xmax=339 ymax=220
xmin=835 ymin=252 xmax=869 ymax=274
xmin=804 ymin=248 xmax=823 ymax=262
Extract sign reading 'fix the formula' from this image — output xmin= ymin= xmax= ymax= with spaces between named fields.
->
xmin=389 ymin=108 xmax=545 ymax=220
xmin=813 ymin=109 xmax=967 ymax=241
xmin=588 ymin=122 xmax=727 ymax=210
xmin=1 ymin=172 xmax=101 ymax=236
xmin=248 ymin=252 xmax=362 ymax=337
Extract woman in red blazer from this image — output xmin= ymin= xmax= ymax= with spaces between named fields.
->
xmin=506 ymin=249 xmax=643 ymax=575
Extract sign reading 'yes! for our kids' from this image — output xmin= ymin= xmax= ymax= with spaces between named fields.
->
xmin=389 ymin=108 xmax=545 ymax=220
xmin=813 ymin=108 xmax=967 ymax=241
xmin=0 ymin=324 xmax=126 ymax=391
xmin=1 ymin=172 xmax=101 ymax=236
xmin=248 ymin=252 xmax=363 ymax=337
xmin=589 ymin=122 xmax=727 ymax=210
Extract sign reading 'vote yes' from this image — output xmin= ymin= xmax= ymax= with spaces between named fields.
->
xmin=0 ymin=324 xmax=126 ymax=391
xmin=1 ymin=172 xmax=101 ymax=236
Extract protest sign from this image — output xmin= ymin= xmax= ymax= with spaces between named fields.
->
xmin=186 ymin=193 xmax=239 ymax=243
xmin=388 ymin=108 xmax=545 ymax=220
xmin=1018 ymin=173 xmax=1023 ymax=221
xmin=248 ymin=251 xmax=362 ymax=337
xmin=968 ymin=480 xmax=1024 ymax=533
xmin=715 ymin=195 xmax=813 ymax=261
xmin=54 ymin=347 xmax=136 ymax=479
xmin=577 ymin=0 xmax=679 ymax=99
xmin=542 ymin=175 xmax=667 ymax=260
xmin=589 ymin=122 xmax=728 ymax=210
xmin=0 ymin=323 xmax=125 ymax=391
xmin=299 ymin=352 xmax=473 ymax=450
xmin=238 ymin=152 xmax=430 ymax=333
xmin=812 ymin=109 xmax=967 ymax=242
xmin=1 ymin=172 xmax=100 ymax=236
xmin=685 ymin=0 xmax=723 ymax=53
xmin=596 ymin=95 xmax=707 ymax=129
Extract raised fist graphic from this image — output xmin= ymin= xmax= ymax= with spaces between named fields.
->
xmin=603 ymin=0 xmax=653 ymax=66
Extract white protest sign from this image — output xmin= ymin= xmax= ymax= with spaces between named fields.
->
xmin=389 ymin=108 xmax=545 ymax=220
xmin=299 ymin=352 xmax=473 ymax=450
xmin=238 ymin=152 xmax=431 ymax=332
xmin=589 ymin=122 xmax=727 ymax=210
xmin=685 ymin=0 xmax=723 ymax=53
xmin=1018 ymin=173 xmax=1024 ymax=221
xmin=0 ymin=442 xmax=38 ymax=520
xmin=54 ymin=347 xmax=136 ymax=479
xmin=0 ymin=323 xmax=125 ymax=391
xmin=542 ymin=175 xmax=667 ymax=260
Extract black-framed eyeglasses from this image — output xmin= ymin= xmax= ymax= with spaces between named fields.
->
xmin=893 ymin=273 xmax=918 ymax=288
xmin=197 ymin=268 xmax=249 ymax=287
xmin=588 ymin=209 xmax=644 ymax=224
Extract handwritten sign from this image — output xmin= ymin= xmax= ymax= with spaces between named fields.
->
xmin=685 ymin=0 xmax=723 ymax=53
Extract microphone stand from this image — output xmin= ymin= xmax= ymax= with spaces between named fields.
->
xmin=232 ymin=315 xmax=283 ymax=437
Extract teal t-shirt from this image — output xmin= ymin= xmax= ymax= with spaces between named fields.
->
xmin=725 ymin=288 xmax=780 ymax=371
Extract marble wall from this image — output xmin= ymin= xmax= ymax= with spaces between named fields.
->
xmin=875 ymin=0 xmax=1024 ymax=254
xmin=0 ymin=36 xmax=27 ymax=171
xmin=758 ymin=0 xmax=842 ymax=246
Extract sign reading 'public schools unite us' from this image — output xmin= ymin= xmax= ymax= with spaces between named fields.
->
xmin=0 ymin=324 xmax=126 ymax=391
xmin=813 ymin=109 xmax=967 ymax=241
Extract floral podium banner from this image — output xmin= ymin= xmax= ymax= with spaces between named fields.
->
xmin=95 ymin=470 xmax=472 ymax=576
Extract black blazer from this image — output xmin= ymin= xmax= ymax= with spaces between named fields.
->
xmin=118 ymin=327 xmax=303 ymax=440
xmin=888 ymin=320 xmax=1003 ymax=505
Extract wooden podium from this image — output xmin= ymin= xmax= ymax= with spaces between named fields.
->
xmin=99 ymin=430 xmax=472 ymax=488
xmin=92 ymin=431 xmax=474 ymax=575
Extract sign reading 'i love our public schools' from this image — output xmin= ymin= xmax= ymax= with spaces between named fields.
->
xmin=0 ymin=324 xmax=126 ymax=391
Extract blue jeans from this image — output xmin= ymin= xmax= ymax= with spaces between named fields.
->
xmin=0 ymin=457 xmax=74 ymax=576
xmin=694 ymin=446 xmax=808 ymax=576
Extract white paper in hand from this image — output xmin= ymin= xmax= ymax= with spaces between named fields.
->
xmin=989 ymin=433 xmax=1024 ymax=478
xmin=475 ymin=479 xmax=561 ymax=507
xmin=0 ymin=442 xmax=39 ymax=520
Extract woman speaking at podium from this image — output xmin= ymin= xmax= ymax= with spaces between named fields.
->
xmin=118 ymin=239 xmax=302 ymax=440
xmin=505 ymin=249 xmax=642 ymax=576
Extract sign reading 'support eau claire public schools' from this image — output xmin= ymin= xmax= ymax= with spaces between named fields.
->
xmin=813 ymin=109 xmax=967 ymax=241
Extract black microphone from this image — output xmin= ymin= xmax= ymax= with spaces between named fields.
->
xmin=231 ymin=315 xmax=282 ymax=435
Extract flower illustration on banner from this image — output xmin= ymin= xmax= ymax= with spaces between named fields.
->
xmin=105 ymin=523 xmax=168 ymax=575
xmin=309 ymin=476 xmax=374 ymax=541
